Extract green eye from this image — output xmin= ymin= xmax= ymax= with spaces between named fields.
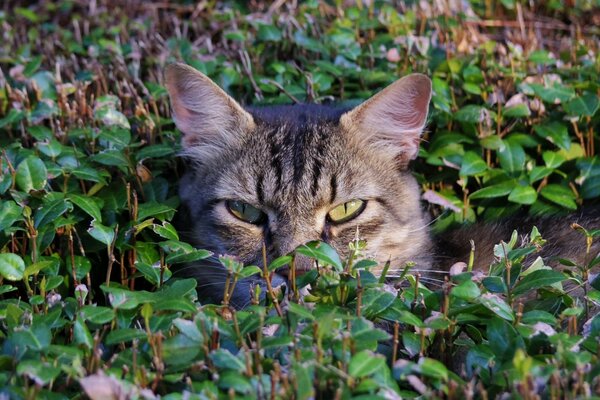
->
xmin=327 ymin=200 xmax=366 ymax=224
xmin=226 ymin=200 xmax=265 ymax=224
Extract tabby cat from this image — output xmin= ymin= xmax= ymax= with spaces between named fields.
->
xmin=165 ymin=63 xmax=599 ymax=309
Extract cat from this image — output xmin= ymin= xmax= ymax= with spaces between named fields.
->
xmin=165 ymin=63 xmax=599 ymax=309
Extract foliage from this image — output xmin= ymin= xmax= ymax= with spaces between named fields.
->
xmin=0 ymin=0 xmax=599 ymax=398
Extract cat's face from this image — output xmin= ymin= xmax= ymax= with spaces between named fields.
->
xmin=166 ymin=63 xmax=432 ymax=307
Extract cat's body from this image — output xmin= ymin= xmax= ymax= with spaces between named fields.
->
xmin=165 ymin=63 xmax=598 ymax=308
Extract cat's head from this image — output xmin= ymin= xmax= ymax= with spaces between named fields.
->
xmin=165 ymin=63 xmax=432 ymax=307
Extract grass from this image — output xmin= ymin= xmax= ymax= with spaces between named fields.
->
xmin=0 ymin=1 xmax=599 ymax=398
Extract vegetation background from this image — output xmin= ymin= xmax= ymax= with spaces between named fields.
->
xmin=0 ymin=0 xmax=599 ymax=398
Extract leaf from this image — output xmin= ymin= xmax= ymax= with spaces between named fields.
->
xmin=287 ymin=302 xmax=315 ymax=320
xmin=88 ymin=221 xmax=115 ymax=246
xmin=17 ymin=360 xmax=61 ymax=386
xmin=295 ymin=241 xmax=342 ymax=271
xmin=34 ymin=199 xmax=73 ymax=228
xmin=479 ymin=293 xmax=514 ymax=321
xmin=0 ymin=201 xmax=23 ymax=231
xmin=508 ymin=185 xmax=537 ymax=205
xmin=210 ymin=349 xmax=246 ymax=372
xmin=534 ymin=122 xmax=571 ymax=150
xmin=80 ymin=306 xmax=115 ymax=324
xmin=540 ymin=184 xmax=577 ymax=210
xmin=542 ymin=151 xmax=566 ymax=169
xmin=512 ymin=269 xmax=566 ymax=296
xmin=418 ymin=358 xmax=448 ymax=381
xmin=452 ymin=280 xmax=481 ymax=300
xmin=460 ymin=151 xmax=488 ymax=176
xmin=152 ymin=221 xmax=178 ymax=240
xmin=92 ymin=150 xmax=130 ymax=169
xmin=503 ymin=103 xmax=531 ymax=118
xmin=165 ymin=248 xmax=212 ymax=264
xmin=455 ymin=105 xmax=490 ymax=123
xmin=530 ymin=82 xmax=575 ymax=104
xmin=498 ymin=138 xmax=526 ymax=172
xmin=563 ymin=94 xmax=599 ymax=117
xmin=73 ymin=319 xmax=93 ymax=349
xmin=135 ymin=144 xmax=176 ymax=161
xmin=105 ymin=328 xmax=147 ymax=345
xmin=348 ymin=350 xmax=386 ymax=378
xmin=137 ymin=202 xmax=174 ymax=221
xmin=257 ymin=24 xmax=282 ymax=41
xmin=95 ymin=108 xmax=130 ymax=129
xmin=16 ymin=156 xmax=48 ymax=192
xmin=470 ymin=181 xmax=514 ymax=200
xmin=69 ymin=194 xmax=103 ymax=222
xmin=0 ymin=253 xmax=25 ymax=281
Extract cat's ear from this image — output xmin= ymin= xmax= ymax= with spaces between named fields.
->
xmin=340 ymin=73 xmax=431 ymax=167
xmin=165 ymin=63 xmax=254 ymax=150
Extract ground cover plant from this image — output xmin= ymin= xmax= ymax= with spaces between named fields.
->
xmin=0 ymin=0 xmax=599 ymax=398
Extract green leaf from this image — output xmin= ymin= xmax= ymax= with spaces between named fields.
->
xmin=530 ymin=83 xmax=575 ymax=104
xmin=479 ymin=293 xmax=514 ymax=321
xmin=69 ymin=194 xmax=103 ymax=222
xmin=0 ymin=201 xmax=23 ymax=231
xmin=295 ymin=241 xmax=342 ymax=271
xmin=268 ymin=255 xmax=292 ymax=271
xmin=105 ymin=328 xmax=147 ymax=345
xmin=238 ymin=265 xmax=261 ymax=278
xmin=452 ymin=280 xmax=481 ymax=300
xmin=563 ymin=94 xmax=599 ymax=117
xmin=88 ymin=221 xmax=115 ymax=246
xmin=508 ymin=185 xmax=537 ymax=205
xmin=24 ymin=260 xmax=56 ymax=278
xmin=512 ymin=269 xmax=566 ymax=296
xmin=151 ymin=221 xmax=178 ymax=240
xmin=287 ymin=302 xmax=315 ymax=320
xmin=257 ymin=24 xmax=282 ymax=41
xmin=92 ymin=150 xmax=130 ymax=169
xmin=540 ymin=184 xmax=577 ymax=209
xmin=98 ymin=128 xmax=131 ymax=149
xmin=470 ymin=181 xmax=514 ymax=200
xmin=460 ymin=151 xmax=488 ymax=176
xmin=16 ymin=156 xmax=48 ymax=192
xmin=210 ymin=349 xmax=246 ymax=372
xmin=542 ymin=151 xmax=566 ymax=169
xmin=498 ymin=138 xmax=525 ymax=172
xmin=137 ymin=202 xmax=175 ymax=221
xmin=418 ymin=358 xmax=448 ymax=381
xmin=455 ymin=105 xmax=490 ymax=123
xmin=34 ymin=199 xmax=73 ymax=228
xmin=503 ymin=103 xmax=531 ymax=118
xmin=135 ymin=144 xmax=176 ymax=161
xmin=95 ymin=109 xmax=130 ymax=129
xmin=73 ymin=319 xmax=93 ymax=349
xmin=80 ymin=306 xmax=115 ymax=324
xmin=348 ymin=350 xmax=386 ymax=378
xmin=0 ymin=253 xmax=25 ymax=281
xmin=534 ymin=122 xmax=571 ymax=150
xmin=17 ymin=360 xmax=61 ymax=385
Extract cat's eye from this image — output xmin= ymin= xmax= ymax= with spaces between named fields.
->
xmin=226 ymin=200 xmax=265 ymax=224
xmin=327 ymin=200 xmax=366 ymax=224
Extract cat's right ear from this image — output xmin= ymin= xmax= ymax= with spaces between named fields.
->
xmin=165 ymin=63 xmax=254 ymax=150
xmin=340 ymin=73 xmax=432 ymax=168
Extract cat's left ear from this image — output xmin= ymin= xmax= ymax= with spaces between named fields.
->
xmin=340 ymin=73 xmax=432 ymax=168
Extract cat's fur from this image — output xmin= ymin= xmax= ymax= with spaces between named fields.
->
xmin=165 ymin=63 xmax=598 ymax=308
